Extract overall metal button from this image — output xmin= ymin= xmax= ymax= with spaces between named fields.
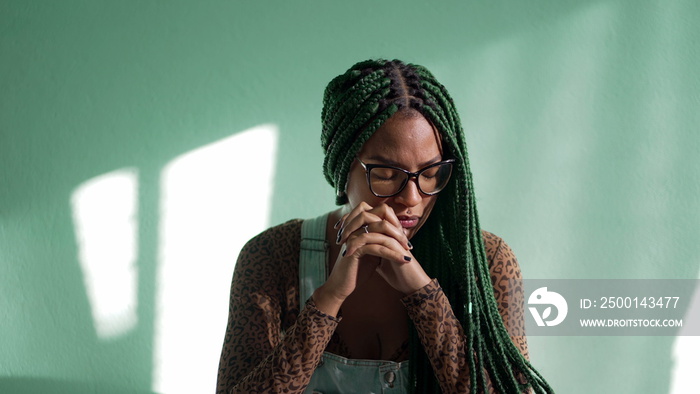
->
xmin=384 ymin=370 xmax=396 ymax=387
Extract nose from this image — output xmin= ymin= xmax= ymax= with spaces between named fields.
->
xmin=394 ymin=177 xmax=423 ymax=207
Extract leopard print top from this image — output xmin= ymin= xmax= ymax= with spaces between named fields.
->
xmin=216 ymin=218 xmax=528 ymax=393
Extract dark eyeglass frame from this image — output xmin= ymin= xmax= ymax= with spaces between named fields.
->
xmin=357 ymin=157 xmax=456 ymax=198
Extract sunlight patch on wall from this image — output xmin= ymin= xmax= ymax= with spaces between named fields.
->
xmin=152 ymin=124 xmax=278 ymax=394
xmin=660 ymin=0 xmax=700 ymax=390
xmin=71 ymin=168 xmax=139 ymax=339
xmin=669 ymin=269 xmax=700 ymax=394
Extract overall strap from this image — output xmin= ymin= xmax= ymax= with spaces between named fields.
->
xmin=299 ymin=213 xmax=330 ymax=306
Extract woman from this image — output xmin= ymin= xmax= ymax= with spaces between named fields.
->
xmin=216 ymin=59 xmax=553 ymax=393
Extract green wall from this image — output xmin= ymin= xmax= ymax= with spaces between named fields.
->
xmin=2 ymin=1 xmax=699 ymax=393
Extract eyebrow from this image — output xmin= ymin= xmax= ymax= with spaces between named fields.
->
xmin=364 ymin=154 xmax=443 ymax=168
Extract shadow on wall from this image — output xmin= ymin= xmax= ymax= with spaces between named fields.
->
xmin=69 ymin=125 xmax=278 ymax=393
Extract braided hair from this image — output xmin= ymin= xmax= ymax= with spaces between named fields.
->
xmin=321 ymin=59 xmax=553 ymax=393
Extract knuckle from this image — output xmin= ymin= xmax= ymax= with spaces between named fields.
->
xmin=379 ymin=204 xmax=393 ymax=217
xmin=347 ymin=232 xmax=361 ymax=243
xmin=359 ymin=211 xmax=379 ymax=224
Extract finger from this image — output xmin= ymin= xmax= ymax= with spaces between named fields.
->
xmin=335 ymin=202 xmax=373 ymax=244
xmin=358 ymin=204 xmax=410 ymax=250
xmin=338 ymin=207 xmax=411 ymax=251
xmin=344 ymin=233 xmax=412 ymax=264
xmin=338 ymin=214 xmax=379 ymax=245
xmin=367 ymin=203 xmax=402 ymax=230
xmin=351 ymin=243 xmax=413 ymax=265
xmin=338 ymin=209 xmax=383 ymax=245
xmin=333 ymin=208 xmax=357 ymax=230
xmin=333 ymin=216 xmax=344 ymax=229
xmin=362 ymin=219 xmax=411 ymax=251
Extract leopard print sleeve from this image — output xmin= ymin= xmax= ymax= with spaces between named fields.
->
xmin=484 ymin=231 xmax=529 ymax=361
xmin=401 ymin=231 xmax=529 ymax=393
xmin=216 ymin=220 xmax=340 ymax=394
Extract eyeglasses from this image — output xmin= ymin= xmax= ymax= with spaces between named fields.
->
xmin=357 ymin=157 xmax=456 ymax=198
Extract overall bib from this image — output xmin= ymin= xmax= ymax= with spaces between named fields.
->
xmin=300 ymin=213 xmax=411 ymax=394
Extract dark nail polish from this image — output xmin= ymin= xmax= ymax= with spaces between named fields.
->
xmin=342 ymin=249 xmax=346 ymax=257
xmin=336 ymin=229 xmax=343 ymax=244
xmin=403 ymin=256 xmax=412 ymax=262
xmin=407 ymin=241 xmax=413 ymax=250
xmin=334 ymin=218 xmax=342 ymax=229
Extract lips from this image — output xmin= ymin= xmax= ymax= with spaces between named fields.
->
xmin=397 ymin=216 xmax=420 ymax=228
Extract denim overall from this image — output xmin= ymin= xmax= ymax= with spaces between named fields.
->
xmin=300 ymin=213 xmax=411 ymax=394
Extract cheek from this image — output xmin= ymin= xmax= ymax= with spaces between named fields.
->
xmin=413 ymin=194 xmax=438 ymax=214
xmin=424 ymin=194 xmax=438 ymax=208
xmin=347 ymin=190 xmax=386 ymax=210
xmin=345 ymin=172 xmax=383 ymax=208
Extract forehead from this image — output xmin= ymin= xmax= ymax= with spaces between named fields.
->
xmin=359 ymin=112 xmax=443 ymax=164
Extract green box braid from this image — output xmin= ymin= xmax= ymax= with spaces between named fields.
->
xmin=320 ymin=59 xmax=554 ymax=393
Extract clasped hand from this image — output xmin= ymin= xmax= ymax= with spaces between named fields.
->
xmin=313 ymin=203 xmax=432 ymax=316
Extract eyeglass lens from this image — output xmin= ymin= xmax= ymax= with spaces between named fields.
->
xmin=369 ymin=163 xmax=452 ymax=197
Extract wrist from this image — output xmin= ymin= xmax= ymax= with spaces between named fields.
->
xmin=402 ymin=273 xmax=432 ymax=296
xmin=312 ymin=285 xmax=344 ymax=317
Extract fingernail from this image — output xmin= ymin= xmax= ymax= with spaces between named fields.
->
xmin=336 ymin=228 xmax=343 ymax=244
xmin=407 ymin=241 xmax=413 ymax=250
xmin=334 ymin=218 xmax=342 ymax=229
xmin=403 ymin=256 xmax=412 ymax=262
xmin=341 ymin=244 xmax=347 ymax=257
